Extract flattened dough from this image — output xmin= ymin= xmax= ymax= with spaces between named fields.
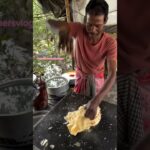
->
xmin=64 ymin=105 xmax=101 ymax=136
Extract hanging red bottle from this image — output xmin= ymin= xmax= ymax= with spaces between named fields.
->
xmin=33 ymin=76 xmax=48 ymax=110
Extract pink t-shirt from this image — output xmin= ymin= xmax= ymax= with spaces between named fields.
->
xmin=69 ymin=23 xmax=117 ymax=75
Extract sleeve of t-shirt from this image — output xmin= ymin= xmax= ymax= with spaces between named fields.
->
xmin=68 ymin=22 xmax=83 ymax=38
xmin=106 ymin=37 xmax=117 ymax=61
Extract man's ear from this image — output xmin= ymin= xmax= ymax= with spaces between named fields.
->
xmin=84 ymin=15 xmax=87 ymax=24
xmin=104 ymin=16 xmax=108 ymax=24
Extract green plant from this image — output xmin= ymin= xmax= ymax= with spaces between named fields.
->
xmin=33 ymin=0 xmax=72 ymax=75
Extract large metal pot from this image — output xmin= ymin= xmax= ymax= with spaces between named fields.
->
xmin=46 ymin=76 xmax=69 ymax=97
xmin=0 ymin=78 xmax=37 ymax=147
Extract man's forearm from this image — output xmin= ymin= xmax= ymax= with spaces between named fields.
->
xmin=46 ymin=19 xmax=69 ymax=33
xmin=94 ymin=72 xmax=116 ymax=105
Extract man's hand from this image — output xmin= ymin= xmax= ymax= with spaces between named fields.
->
xmin=58 ymin=30 xmax=73 ymax=53
xmin=46 ymin=19 xmax=73 ymax=53
xmin=85 ymin=99 xmax=99 ymax=120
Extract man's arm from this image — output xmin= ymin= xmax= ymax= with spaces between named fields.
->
xmin=46 ymin=19 xmax=72 ymax=52
xmin=85 ymin=59 xmax=117 ymax=120
xmin=46 ymin=19 xmax=69 ymax=33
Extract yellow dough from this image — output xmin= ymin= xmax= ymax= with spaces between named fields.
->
xmin=64 ymin=105 xmax=101 ymax=136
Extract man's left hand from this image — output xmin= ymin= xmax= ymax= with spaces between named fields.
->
xmin=85 ymin=99 xmax=99 ymax=120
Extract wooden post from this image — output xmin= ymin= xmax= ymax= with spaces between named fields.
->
xmin=65 ymin=0 xmax=71 ymax=22
xmin=65 ymin=0 xmax=75 ymax=70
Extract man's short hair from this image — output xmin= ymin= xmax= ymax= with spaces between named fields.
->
xmin=86 ymin=0 xmax=109 ymax=22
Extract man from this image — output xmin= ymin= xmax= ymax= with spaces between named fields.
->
xmin=118 ymin=0 xmax=150 ymax=149
xmin=133 ymin=132 xmax=150 ymax=150
xmin=47 ymin=0 xmax=117 ymax=120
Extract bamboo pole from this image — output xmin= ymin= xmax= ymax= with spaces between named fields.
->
xmin=65 ymin=0 xmax=71 ymax=22
xmin=64 ymin=0 xmax=75 ymax=70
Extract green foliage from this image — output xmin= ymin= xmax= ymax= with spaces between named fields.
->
xmin=33 ymin=0 xmax=72 ymax=75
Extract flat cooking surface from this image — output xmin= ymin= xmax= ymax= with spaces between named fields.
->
xmin=33 ymin=92 xmax=117 ymax=150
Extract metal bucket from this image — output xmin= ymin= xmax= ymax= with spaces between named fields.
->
xmin=46 ymin=76 xmax=69 ymax=97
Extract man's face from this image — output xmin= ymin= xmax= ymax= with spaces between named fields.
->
xmin=85 ymin=14 xmax=106 ymax=42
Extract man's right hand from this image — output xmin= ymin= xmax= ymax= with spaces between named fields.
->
xmin=85 ymin=100 xmax=98 ymax=120
xmin=46 ymin=19 xmax=73 ymax=53
xmin=58 ymin=31 xmax=70 ymax=51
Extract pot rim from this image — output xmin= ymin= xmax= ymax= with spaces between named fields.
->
xmin=0 ymin=110 xmax=32 ymax=117
xmin=46 ymin=76 xmax=69 ymax=89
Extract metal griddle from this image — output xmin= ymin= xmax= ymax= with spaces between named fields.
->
xmin=33 ymin=92 xmax=117 ymax=150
